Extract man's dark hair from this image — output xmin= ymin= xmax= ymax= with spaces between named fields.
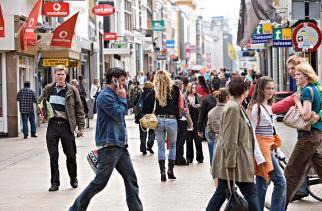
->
xmin=24 ymin=81 xmax=30 ymax=88
xmin=105 ymin=67 xmax=127 ymax=84
xmin=228 ymin=77 xmax=248 ymax=97
xmin=78 ymin=75 xmax=84 ymax=81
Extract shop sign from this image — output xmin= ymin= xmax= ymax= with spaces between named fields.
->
xmin=161 ymin=49 xmax=167 ymax=55
xmin=292 ymin=22 xmax=322 ymax=53
xmin=42 ymin=2 xmax=69 ymax=17
xmin=92 ymin=4 xmax=115 ymax=16
xmin=43 ymin=59 xmax=69 ymax=67
xmin=104 ymin=32 xmax=117 ymax=41
xmin=0 ymin=5 xmax=4 ymax=37
xmin=166 ymin=40 xmax=175 ymax=48
xmin=273 ymin=28 xmax=292 ymax=47
xmin=157 ymin=55 xmax=167 ymax=60
xmin=152 ymin=20 xmax=165 ymax=31
xmin=251 ymin=23 xmax=273 ymax=44
xmin=68 ymin=60 xmax=80 ymax=67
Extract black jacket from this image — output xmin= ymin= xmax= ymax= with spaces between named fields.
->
xmin=197 ymin=94 xmax=216 ymax=133
xmin=134 ymin=89 xmax=155 ymax=123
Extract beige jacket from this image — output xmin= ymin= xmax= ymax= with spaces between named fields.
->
xmin=37 ymin=83 xmax=85 ymax=133
xmin=207 ymin=103 xmax=225 ymax=137
xmin=211 ymin=97 xmax=255 ymax=183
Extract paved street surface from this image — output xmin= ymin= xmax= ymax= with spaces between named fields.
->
xmin=0 ymin=117 xmax=321 ymax=211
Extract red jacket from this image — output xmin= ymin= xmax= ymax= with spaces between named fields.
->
xmin=271 ymin=93 xmax=297 ymax=114
xmin=197 ymin=85 xmax=210 ymax=99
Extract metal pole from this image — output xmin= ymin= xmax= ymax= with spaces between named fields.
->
xmin=305 ymin=0 xmax=309 ymax=21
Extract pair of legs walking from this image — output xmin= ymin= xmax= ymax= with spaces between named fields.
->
xmin=175 ymin=120 xmax=188 ymax=165
xmin=155 ymin=117 xmax=178 ymax=181
xmin=256 ymin=151 xmax=286 ymax=211
xmin=69 ymin=146 xmax=143 ymax=211
xmin=285 ymin=130 xmax=322 ymax=207
xmin=186 ymin=129 xmax=204 ymax=163
xmin=138 ymin=125 xmax=154 ymax=155
xmin=206 ymin=179 xmax=260 ymax=211
xmin=21 ymin=112 xmax=37 ymax=138
xmin=46 ymin=120 xmax=77 ymax=191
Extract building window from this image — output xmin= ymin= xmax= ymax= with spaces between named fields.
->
xmin=125 ymin=0 xmax=132 ymax=31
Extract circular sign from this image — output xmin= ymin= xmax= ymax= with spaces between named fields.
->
xmin=59 ymin=31 xmax=68 ymax=39
xmin=92 ymin=4 xmax=115 ymax=16
xmin=292 ymin=22 xmax=322 ymax=53
xmin=53 ymin=3 xmax=61 ymax=11
xmin=28 ymin=18 xmax=34 ymax=27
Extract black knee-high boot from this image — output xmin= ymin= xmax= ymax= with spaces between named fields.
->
xmin=158 ymin=160 xmax=167 ymax=182
xmin=167 ymin=160 xmax=176 ymax=180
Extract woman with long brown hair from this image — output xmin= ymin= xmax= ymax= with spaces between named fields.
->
xmin=152 ymin=70 xmax=180 ymax=182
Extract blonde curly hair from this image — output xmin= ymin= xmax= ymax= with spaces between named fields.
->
xmin=153 ymin=70 xmax=173 ymax=107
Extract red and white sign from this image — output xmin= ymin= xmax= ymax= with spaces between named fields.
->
xmin=292 ymin=22 xmax=322 ymax=53
xmin=103 ymin=32 xmax=117 ymax=40
xmin=50 ymin=12 xmax=79 ymax=48
xmin=42 ymin=2 xmax=69 ymax=17
xmin=0 ymin=5 xmax=4 ymax=37
xmin=20 ymin=0 xmax=42 ymax=50
xmin=92 ymin=4 xmax=115 ymax=16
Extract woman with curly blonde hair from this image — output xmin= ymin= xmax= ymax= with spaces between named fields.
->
xmin=151 ymin=70 xmax=180 ymax=182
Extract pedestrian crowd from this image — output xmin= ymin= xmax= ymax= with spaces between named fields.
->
xmin=16 ymin=54 xmax=322 ymax=210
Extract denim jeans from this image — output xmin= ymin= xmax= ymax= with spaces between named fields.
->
xmin=155 ymin=118 xmax=178 ymax=160
xmin=21 ymin=112 xmax=36 ymax=137
xmin=206 ymin=179 xmax=260 ymax=211
xmin=69 ymin=146 xmax=143 ymax=211
xmin=256 ymin=152 xmax=286 ymax=211
xmin=205 ymin=126 xmax=216 ymax=165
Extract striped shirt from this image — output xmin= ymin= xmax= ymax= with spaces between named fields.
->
xmin=49 ymin=85 xmax=67 ymax=119
xmin=250 ymin=104 xmax=274 ymax=137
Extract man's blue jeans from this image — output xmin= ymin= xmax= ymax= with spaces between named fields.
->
xmin=155 ymin=118 xmax=178 ymax=160
xmin=69 ymin=146 xmax=143 ymax=211
xmin=256 ymin=152 xmax=286 ymax=211
xmin=21 ymin=112 xmax=36 ymax=137
xmin=206 ymin=179 xmax=260 ymax=211
xmin=205 ymin=126 xmax=216 ymax=165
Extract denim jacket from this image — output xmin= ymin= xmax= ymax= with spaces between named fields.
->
xmin=95 ymin=86 xmax=128 ymax=147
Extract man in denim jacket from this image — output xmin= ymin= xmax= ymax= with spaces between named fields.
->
xmin=69 ymin=68 xmax=143 ymax=211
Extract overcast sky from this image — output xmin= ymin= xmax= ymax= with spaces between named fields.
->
xmin=196 ymin=0 xmax=240 ymax=21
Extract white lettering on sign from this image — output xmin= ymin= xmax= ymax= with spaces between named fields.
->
xmin=275 ymin=30 xmax=281 ymax=40
xmin=256 ymin=25 xmax=261 ymax=34
xmin=93 ymin=8 xmax=114 ymax=14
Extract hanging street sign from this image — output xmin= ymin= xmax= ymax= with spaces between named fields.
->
xmin=152 ymin=20 xmax=165 ymax=31
xmin=42 ymin=2 xmax=69 ymax=17
xmin=103 ymin=32 xmax=117 ymax=40
xmin=92 ymin=4 xmax=115 ymax=16
xmin=251 ymin=23 xmax=273 ymax=44
xmin=292 ymin=22 xmax=322 ymax=53
xmin=273 ymin=28 xmax=292 ymax=47
xmin=166 ymin=40 xmax=175 ymax=48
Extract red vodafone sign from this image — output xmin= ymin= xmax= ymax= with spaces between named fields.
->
xmin=42 ymin=2 xmax=69 ymax=17
xmin=104 ymin=32 xmax=117 ymax=41
xmin=92 ymin=4 xmax=115 ymax=16
xmin=292 ymin=22 xmax=322 ymax=53
xmin=0 ymin=5 xmax=4 ymax=37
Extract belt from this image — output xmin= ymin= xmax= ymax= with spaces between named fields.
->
xmin=50 ymin=118 xmax=68 ymax=125
xmin=156 ymin=114 xmax=176 ymax=119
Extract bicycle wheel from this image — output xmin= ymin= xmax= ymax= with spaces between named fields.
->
xmin=307 ymin=176 xmax=322 ymax=202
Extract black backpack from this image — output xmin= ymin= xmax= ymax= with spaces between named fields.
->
xmin=133 ymin=93 xmax=144 ymax=116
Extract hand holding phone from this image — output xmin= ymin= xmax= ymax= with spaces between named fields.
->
xmin=112 ymin=77 xmax=126 ymax=98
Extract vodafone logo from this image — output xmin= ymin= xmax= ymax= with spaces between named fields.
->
xmin=92 ymin=4 xmax=115 ymax=16
xmin=28 ymin=18 xmax=34 ymax=27
xmin=53 ymin=3 xmax=61 ymax=11
xmin=43 ymin=2 xmax=69 ymax=17
xmin=59 ymin=31 xmax=68 ymax=39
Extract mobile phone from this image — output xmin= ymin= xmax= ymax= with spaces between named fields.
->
xmin=112 ymin=77 xmax=119 ymax=86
